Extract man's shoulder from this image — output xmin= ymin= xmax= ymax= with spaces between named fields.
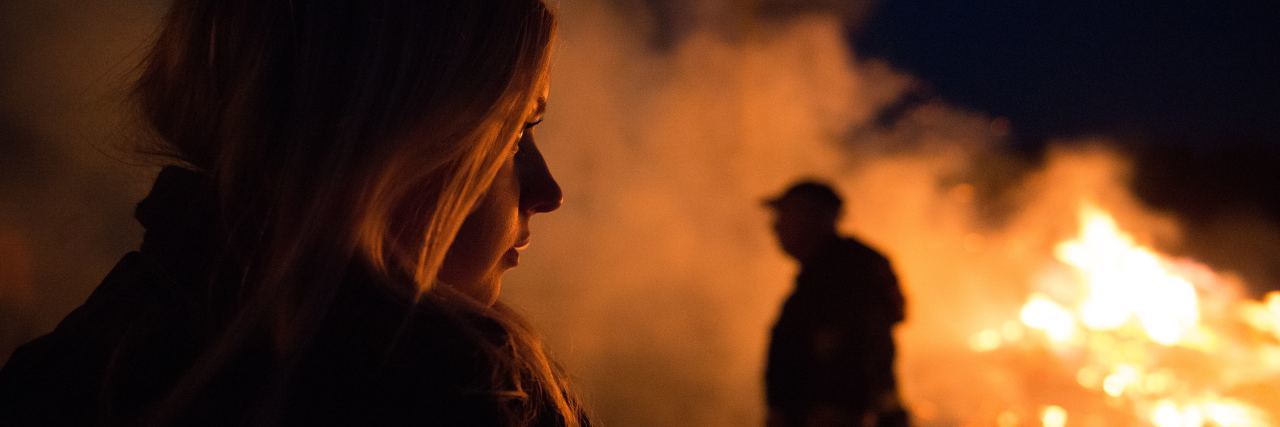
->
xmin=833 ymin=237 xmax=889 ymax=264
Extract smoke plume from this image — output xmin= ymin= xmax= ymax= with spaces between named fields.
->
xmin=504 ymin=1 xmax=1280 ymax=425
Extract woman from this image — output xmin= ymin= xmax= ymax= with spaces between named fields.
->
xmin=0 ymin=0 xmax=586 ymax=425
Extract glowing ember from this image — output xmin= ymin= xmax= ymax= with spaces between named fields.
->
xmin=969 ymin=203 xmax=1280 ymax=426
xmin=1041 ymin=405 xmax=1068 ymax=427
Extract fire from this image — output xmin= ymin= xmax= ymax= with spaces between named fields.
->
xmin=1057 ymin=205 xmax=1200 ymax=345
xmin=969 ymin=203 xmax=1280 ymax=426
xmin=1042 ymin=405 xmax=1068 ymax=427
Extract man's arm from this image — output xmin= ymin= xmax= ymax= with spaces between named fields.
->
xmin=879 ymin=260 xmax=905 ymax=324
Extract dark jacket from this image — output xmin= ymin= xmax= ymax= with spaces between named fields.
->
xmin=0 ymin=167 xmax=586 ymax=426
xmin=765 ymin=237 xmax=905 ymax=415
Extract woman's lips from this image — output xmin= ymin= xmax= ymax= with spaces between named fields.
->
xmin=504 ymin=248 xmax=520 ymax=266
xmin=505 ymin=239 xmax=529 ymax=267
xmin=505 ymin=234 xmax=531 ymax=267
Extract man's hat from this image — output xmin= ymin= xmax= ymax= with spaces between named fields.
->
xmin=763 ymin=180 xmax=843 ymax=214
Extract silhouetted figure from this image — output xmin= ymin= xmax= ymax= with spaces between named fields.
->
xmin=0 ymin=1 xmax=587 ymax=425
xmin=763 ymin=181 xmax=908 ymax=427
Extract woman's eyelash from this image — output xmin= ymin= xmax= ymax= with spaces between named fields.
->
xmin=514 ymin=119 xmax=543 ymax=154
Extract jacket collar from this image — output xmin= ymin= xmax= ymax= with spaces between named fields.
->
xmin=135 ymin=166 xmax=220 ymax=279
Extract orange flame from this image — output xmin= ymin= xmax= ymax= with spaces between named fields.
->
xmin=970 ymin=203 xmax=1279 ymax=426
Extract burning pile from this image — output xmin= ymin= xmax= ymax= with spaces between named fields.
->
xmin=967 ymin=203 xmax=1280 ymax=426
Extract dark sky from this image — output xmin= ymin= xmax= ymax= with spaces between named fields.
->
xmin=852 ymin=0 xmax=1280 ymax=149
xmin=850 ymin=0 xmax=1280 ymax=287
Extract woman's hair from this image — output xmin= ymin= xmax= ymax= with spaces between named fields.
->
xmin=134 ymin=0 xmax=580 ymax=423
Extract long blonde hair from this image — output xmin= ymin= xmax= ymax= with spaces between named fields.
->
xmin=134 ymin=0 xmax=581 ymax=423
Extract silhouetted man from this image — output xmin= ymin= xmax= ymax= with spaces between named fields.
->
xmin=763 ymin=180 xmax=908 ymax=427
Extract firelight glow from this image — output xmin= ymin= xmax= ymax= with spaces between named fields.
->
xmin=974 ymin=203 xmax=1278 ymax=426
xmin=1055 ymin=205 xmax=1200 ymax=345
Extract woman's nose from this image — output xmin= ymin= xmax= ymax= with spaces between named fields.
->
xmin=518 ymin=138 xmax=562 ymax=214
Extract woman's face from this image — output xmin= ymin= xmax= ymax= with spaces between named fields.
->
xmin=439 ymin=94 xmax=561 ymax=305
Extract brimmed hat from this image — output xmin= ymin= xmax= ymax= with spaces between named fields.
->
xmin=763 ymin=180 xmax=843 ymax=214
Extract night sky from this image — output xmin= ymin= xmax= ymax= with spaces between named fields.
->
xmin=853 ymin=0 xmax=1279 ymax=149
xmin=852 ymin=0 xmax=1277 ymax=230
xmin=850 ymin=0 xmax=1280 ymax=287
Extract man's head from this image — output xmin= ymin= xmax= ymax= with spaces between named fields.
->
xmin=764 ymin=180 xmax=842 ymax=260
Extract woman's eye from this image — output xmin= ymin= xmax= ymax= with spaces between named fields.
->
xmin=512 ymin=119 xmax=542 ymax=156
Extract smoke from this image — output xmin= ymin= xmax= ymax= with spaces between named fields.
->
xmin=505 ymin=1 xmax=1279 ymax=426
xmin=504 ymin=2 xmax=911 ymax=424
xmin=507 ymin=2 xmax=906 ymax=424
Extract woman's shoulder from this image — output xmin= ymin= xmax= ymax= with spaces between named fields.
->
xmin=288 ymin=276 xmax=516 ymax=424
xmin=0 ymin=250 xmax=203 ymax=425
